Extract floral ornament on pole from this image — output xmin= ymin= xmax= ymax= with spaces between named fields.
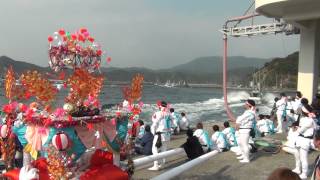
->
xmin=48 ymin=28 xmax=110 ymax=73
xmin=122 ymin=76 xmax=144 ymax=120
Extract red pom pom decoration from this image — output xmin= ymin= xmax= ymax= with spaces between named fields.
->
xmin=58 ymin=29 xmax=65 ymax=36
xmin=80 ymin=28 xmax=87 ymax=34
xmin=48 ymin=36 xmax=53 ymax=42
xmin=96 ymin=50 xmax=102 ymax=56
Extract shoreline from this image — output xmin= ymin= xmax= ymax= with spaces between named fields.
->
xmin=105 ymin=82 xmax=297 ymax=92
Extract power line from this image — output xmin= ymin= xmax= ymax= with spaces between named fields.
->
xmin=233 ymin=0 xmax=255 ymax=28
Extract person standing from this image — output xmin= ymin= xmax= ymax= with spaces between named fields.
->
xmin=292 ymin=100 xmax=316 ymax=179
xmin=179 ymin=112 xmax=190 ymax=131
xmin=235 ymin=99 xmax=256 ymax=163
xmin=276 ymin=93 xmax=288 ymax=133
xmin=149 ymin=101 xmax=173 ymax=171
xmin=270 ymin=97 xmax=279 ymax=121
xmin=293 ymin=91 xmax=303 ymax=121
xmin=282 ymin=121 xmax=299 ymax=170
xmin=169 ymin=108 xmax=180 ymax=134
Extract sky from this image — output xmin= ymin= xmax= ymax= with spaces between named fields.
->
xmin=0 ymin=0 xmax=299 ymax=69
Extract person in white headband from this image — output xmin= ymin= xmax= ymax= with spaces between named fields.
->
xmin=235 ymin=99 xmax=256 ymax=163
xmin=293 ymin=98 xmax=316 ymax=179
xmin=149 ymin=101 xmax=174 ymax=171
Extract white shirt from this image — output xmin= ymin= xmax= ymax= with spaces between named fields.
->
xmin=293 ymin=98 xmax=302 ymax=113
xmin=295 ymin=116 xmax=315 ymax=149
xmin=276 ymin=97 xmax=287 ymax=115
xmin=236 ymin=109 xmax=255 ymax=129
xmin=257 ymin=119 xmax=269 ymax=133
xmin=286 ymin=101 xmax=294 ymax=115
xmin=179 ymin=116 xmax=189 ymax=130
xmin=285 ymin=128 xmax=299 ymax=148
xmin=265 ymin=119 xmax=275 ymax=131
xmin=170 ymin=112 xmax=180 ymax=128
xmin=193 ymin=129 xmax=211 ymax=147
xmin=211 ymin=131 xmax=227 ymax=150
xmin=297 ymin=116 xmax=315 ymax=137
xmin=222 ymin=127 xmax=237 ymax=146
xmin=151 ymin=109 xmax=173 ymax=141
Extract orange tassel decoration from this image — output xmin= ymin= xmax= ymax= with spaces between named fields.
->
xmin=65 ymin=69 xmax=104 ymax=104
xmin=5 ymin=66 xmax=16 ymax=101
xmin=20 ymin=71 xmax=57 ymax=105
xmin=122 ymin=74 xmax=144 ymax=104
xmin=0 ymin=135 xmax=16 ymax=170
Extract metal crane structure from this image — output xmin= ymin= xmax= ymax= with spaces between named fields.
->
xmin=220 ymin=3 xmax=299 ymax=122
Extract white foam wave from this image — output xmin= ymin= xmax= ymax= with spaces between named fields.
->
xmin=140 ymin=89 xmax=277 ymax=126
xmin=202 ymin=98 xmax=224 ymax=105
xmin=225 ymin=91 xmax=250 ymax=103
xmin=262 ymin=93 xmax=277 ymax=105
xmin=140 ymin=96 xmax=246 ymax=125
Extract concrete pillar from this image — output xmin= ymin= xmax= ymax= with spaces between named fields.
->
xmin=297 ymin=20 xmax=320 ymax=101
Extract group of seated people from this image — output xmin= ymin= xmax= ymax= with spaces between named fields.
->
xmin=133 ymin=108 xmax=190 ymax=156
xmin=182 ymin=122 xmax=239 ymax=160
xmin=182 ymin=118 xmax=275 ymax=160
xmin=132 ymin=113 xmax=276 ymax=160
xmin=256 ymin=114 xmax=276 ymax=137
xmin=170 ymin=108 xmax=190 ymax=134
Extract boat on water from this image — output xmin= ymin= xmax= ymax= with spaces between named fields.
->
xmin=155 ymin=80 xmax=189 ymax=88
xmin=164 ymin=80 xmax=175 ymax=88
xmin=177 ymin=80 xmax=189 ymax=88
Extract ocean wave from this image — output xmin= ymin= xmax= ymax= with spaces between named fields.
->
xmin=225 ymin=91 xmax=250 ymax=103
xmin=140 ymin=95 xmax=245 ymax=124
xmin=262 ymin=93 xmax=277 ymax=105
xmin=139 ymin=91 xmax=273 ymax=125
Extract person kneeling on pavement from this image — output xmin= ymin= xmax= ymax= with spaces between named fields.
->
xmin=181 ymin=128 xmax=204 ymax=160
xmin=193 ymin=122 xmax=214 ymax=153
xmin=212 ymin=125 xmax=229 ymax=152
xmin=135 ymin=125 xmax=154 ymax=155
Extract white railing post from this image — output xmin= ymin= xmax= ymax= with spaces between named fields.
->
xmin=151 ymin=150 xmax=219 ymax=180
xmin=133 ymin=148 xmax=185 ymax=168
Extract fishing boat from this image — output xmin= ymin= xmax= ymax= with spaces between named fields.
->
xmin=163 ymin=80 xmax=176 ymax=88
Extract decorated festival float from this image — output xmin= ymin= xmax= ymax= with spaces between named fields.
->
xmin=0 ymin=28 xmax=144 ymax=180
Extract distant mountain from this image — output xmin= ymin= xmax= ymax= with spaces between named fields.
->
xmin=0 ymin=55 xmax=271 ymax=84
xmin=167 ymin=56 xmax=270 ymax=74
xmin=249 ymin=51 xmax=300 ymax=89
xmin=0 ymin=56 xmax=48 ymax=74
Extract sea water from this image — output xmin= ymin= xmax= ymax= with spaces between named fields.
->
xmin=0 ymin=85 xmax=280 ymax=125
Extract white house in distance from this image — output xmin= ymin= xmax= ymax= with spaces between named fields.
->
xmin=256 ymin=0 xmax=320 ymax=101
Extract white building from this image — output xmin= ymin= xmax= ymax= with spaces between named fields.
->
xmin=256 ymin=0 xmax=320 ymax=101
